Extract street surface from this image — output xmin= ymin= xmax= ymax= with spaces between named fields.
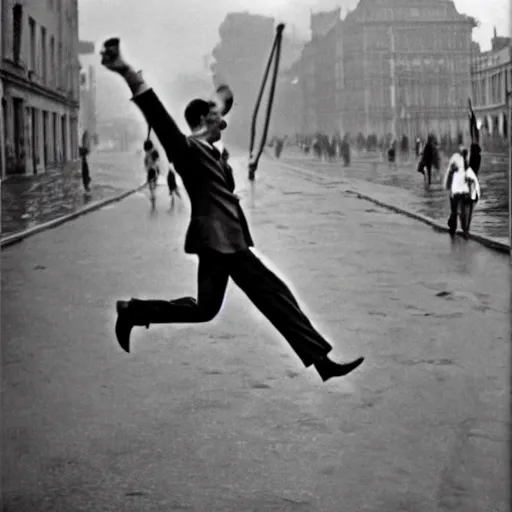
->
xmin=279 ymin=147 xmax=509 ymax=244
xmin=1 ymin=155 xmax=510 ymax=511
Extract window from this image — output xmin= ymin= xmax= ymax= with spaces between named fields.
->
xmin=29 ymin=17 xmax=36 ymax=72
xmin=41 ymin=27 xmax=47 ymax=83
xmin=57 ymin=43 xmax=62 ymax=88
xmin=50 ymin=36 xmax=55 ymax=86
xmin=12 ymin=3 xmax=23 ymax=64
xmin=480 ymin=77 xmax=487 ymax=105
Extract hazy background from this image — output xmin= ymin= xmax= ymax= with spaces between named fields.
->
xmin=79 ymin=0 xmax=510 ymax=136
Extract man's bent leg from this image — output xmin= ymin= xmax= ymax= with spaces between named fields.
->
xmin=115 ymin=251 xmax=229 ymax=352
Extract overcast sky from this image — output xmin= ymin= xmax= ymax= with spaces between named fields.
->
xmin=79 ymin=0 xmax=509 ymax=63
xmin=80 ymin=0 xmax=509 ymax=123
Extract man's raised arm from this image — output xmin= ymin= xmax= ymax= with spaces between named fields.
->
xmin=100 ymin=38 xmax=189 ymax=164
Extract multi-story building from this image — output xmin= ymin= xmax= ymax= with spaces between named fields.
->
xmin=78 ymin=39 xmax=97 ymax=150
xmin=312 ymin=10 xmax=341 ymax=135
xmin=0 ymin=0 xmax=5 ymax=179
xmin=295 ymin=8 xmax=341 ymax=135
xmin=271 ymin=62 xmax=302 ymax=138
xmin=268 ymin=32 xmax=305 ymax=137
xmin=471 ymin=30 xmax=511 ymax=139
xmin=0 ymin=0 xmax=80 ymax=178
xmin=211 ymin=12 xmax=275 ymax=148
xmin=341 ymin=0 xmax=476 ymax=140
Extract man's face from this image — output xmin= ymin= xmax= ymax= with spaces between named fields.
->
xmin=204 ymin=104 xmax=225 ymax=143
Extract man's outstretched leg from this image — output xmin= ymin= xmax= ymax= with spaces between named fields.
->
xmin=115 ymin=252 xmax=229 ymax=352
xmin=230 ymin=250 xmax=364 ymax=382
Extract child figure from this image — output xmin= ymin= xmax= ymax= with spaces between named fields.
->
xmin=143 ymin=140 xmax=160 ymax=205
xmin=166 ymin=166 xmax=181 ymax=209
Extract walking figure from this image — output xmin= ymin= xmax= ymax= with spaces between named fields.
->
xmin=387 ymin=139 xmax=397 ymax=168
xmin=416 ymin=134 xmax=439 ymax=189
xmin=100 ymin=38 xmax=364 ymax=383
xmin=443 ymin=148 xmax=480 ymax=239
xmin=80 ymin=130 xmax=91 ymax=194
xmin=166 ymin=165 xmax=181 ymax=209
xmin=143 ymin=140 xmax=160 ymax=207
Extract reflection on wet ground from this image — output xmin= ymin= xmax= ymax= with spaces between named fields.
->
xmin=282 ymin=151 xmax=509 ymax=242
xmin=1 ymin=152 xmax=143 ymax=238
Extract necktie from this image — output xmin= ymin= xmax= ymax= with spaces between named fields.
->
xmin=210 ymin=146 xmax=221 ymax=160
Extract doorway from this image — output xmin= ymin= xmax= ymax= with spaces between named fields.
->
xmin=12 ymin=97 xmax=24 ymax=174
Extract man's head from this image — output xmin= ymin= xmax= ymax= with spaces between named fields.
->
xmin=184 ymin=98 xmax=226 ymax=143
xmin=143 ymin=140 xmax=154 ymax=152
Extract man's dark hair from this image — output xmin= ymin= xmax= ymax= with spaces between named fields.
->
xmin=184 ymin=98 xmax=215 ymax=130
xmin=143 ymin=140 xmax=153 ymax=151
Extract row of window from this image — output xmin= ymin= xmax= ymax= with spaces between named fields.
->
xmin=11 ymin=3 xmax=75 ymax=93
xmin=361 ymin=7 xmax=448 ymax=22
xmin=3 ymin=98 xmax=78 ymax=173
xmin=471 ymin=68 xmax=512 ymax=106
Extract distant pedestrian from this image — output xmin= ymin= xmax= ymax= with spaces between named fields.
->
xmin=341 ymin=138 xmax=350 ymax=167
xmin=143 ymin=140 xmax=160 ymax=206
xmin=387 ymin=139 xmax=397 ymax=167
xmin=274 ymin=137 xmax=284 ymax=159
xmin=400 ymin=135 xmax=409 ymax=161
xmin=468 ymin=99 xmax=482 ymax=176
xmin=417 ymin=134 xmax=439 ymax=189
xmin=166 ymin=166 xmax=181 ymax=208
xmin=415 ymin=137 xmax=422 ymax=158
xmin=443 ymin=149 xmax=481 ymax=238
xmin=80 ymin=130 xmax=91 ymax=194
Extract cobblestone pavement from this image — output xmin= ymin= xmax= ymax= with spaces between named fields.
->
xmin=1 ymin=151 xmax=145 ymax=237
xmin=1 ymin=155 xmax=509 ymax=511
xmin=278 ymin=147 xmax=509 ymax=243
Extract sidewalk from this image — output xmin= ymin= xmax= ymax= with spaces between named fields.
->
xmin=1 ymin=155 xmax=509 ymax=511
xmin=277 ymin=147 xmax=509 ymax=246
xmin=1 ymin=151 xmax=144 ymax=238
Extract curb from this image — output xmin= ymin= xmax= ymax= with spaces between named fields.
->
xmin=345 ymin=189 xmax=510 ymax=255
xmin=268 ymin=157 xmax=510 ymax=256
xmin=1 ymin=184 xmax=146 ymax=249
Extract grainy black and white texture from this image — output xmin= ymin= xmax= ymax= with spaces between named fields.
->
xmin=2 ymin=155 xmax=509 ymax=512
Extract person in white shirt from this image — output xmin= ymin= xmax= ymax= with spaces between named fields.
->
xmin=442 ymin=148 xmax=481 ymax=238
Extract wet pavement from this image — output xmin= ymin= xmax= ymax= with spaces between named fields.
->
xmin=279 ymin=148 xmax=509 ymax=243
xmin=1 ymin=155 xmax=509 ymax=511
xmin=1 ymin=151 xmax=145 ymax=238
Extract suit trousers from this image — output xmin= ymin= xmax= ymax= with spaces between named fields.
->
xmin=448 ymin=193 xmax=473 ymax=233
xmin=131 ymin=249 xmax=332 ymax=367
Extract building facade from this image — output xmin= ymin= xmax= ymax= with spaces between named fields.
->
xmin=78 ymin=40 xmax=97 ymax=150
xmin=0 ymin=0 xmax=80 ymax=178
xmin=211 ymin=12 xmax=276 ymax=148
xmin=341 ymin=0 xmax=476 ymax=140
xmin=296 ymin=9 xmax=341 ymax=135
xmin=268 ymin=32 xmax=305 ymax=137
xmin=287 ymin=0 xmax=477 ymax=141
xmin=471 ymin=33 xmax=511 ymax=138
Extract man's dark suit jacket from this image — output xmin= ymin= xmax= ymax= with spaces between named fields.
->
xmin=133 ymin=89 xmax=254 ymax=255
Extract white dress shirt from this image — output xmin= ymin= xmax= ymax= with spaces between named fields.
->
xmin=443 ymin=153 xmax=481 ymax=201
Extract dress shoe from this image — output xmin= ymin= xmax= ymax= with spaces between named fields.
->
xmin=314 ymin=356 xmax=364 ymax=383
xmin=115 ymin=300 xmax=148 ymax=353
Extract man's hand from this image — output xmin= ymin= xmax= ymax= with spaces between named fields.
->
xmin=100 ymin=37 xmax=148 ymax=96
xmin=100 ymin=38 xmax=130 ymax=75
